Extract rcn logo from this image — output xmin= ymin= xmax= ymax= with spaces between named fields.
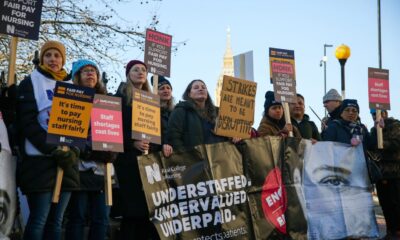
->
xmin=145 ymin=163 xmax=161 ymax=184
xmin=6 ymin=25 xmax=15 ymax=34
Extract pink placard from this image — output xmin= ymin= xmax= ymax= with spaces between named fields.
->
xmin=91 ymin=108 xmax=123 ymax=143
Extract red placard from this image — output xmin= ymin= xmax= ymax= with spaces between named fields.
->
xmin=368 ymin=68 xmax=390 ymax=110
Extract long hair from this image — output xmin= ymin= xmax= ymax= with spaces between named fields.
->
xmin=73 ymin=71 xmax=107 ymax=94
xmin=182 ymin=79 xmax=216 ymax=123
xmin=161 ymin=96 xmax=175 ymax=111
xmin=123 ymin=70 xmax=151 ymax=105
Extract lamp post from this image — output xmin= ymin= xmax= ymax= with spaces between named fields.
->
xmin=335 ymin=44 xmax=351 ymax=99
xmin=320 ymin=44 xmax=333 ymax=116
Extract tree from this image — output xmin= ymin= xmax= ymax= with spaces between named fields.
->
xmin=0 ymin=0 xmax=184 ymax=92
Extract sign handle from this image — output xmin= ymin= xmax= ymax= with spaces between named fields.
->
xmin=52 ymin=146 xmax=68 ymax=203
xmin=7 ymin=37 xmax=18 ymax=86
xmin=283 ymin=102 xmax=293 ymax=137
xmin=104 ymin=163 xmax=113 ymax=206
xmin=152 ymin=74 xmax=158 ymax=95
xmin=376 ymin=109 xmax=383 ymax=149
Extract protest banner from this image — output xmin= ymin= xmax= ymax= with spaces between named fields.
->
xmin=0 ymin=112 xmax=16 ymax=237
xmin=91 ymin=94 xmax=123 ymax=205
xmin=368 ymin=67 xmax=390 ymax=148
xmin=47 ymin=82 xmax=95 ymax=202
xmin=215 ymin=75 xmax=257 ymax=138
xmin=368 ymin=67 xmax=390 ymax=110
xmin=269 ymin=47 xmax=297 ymax=136
xmin=131 ymin=88 xmax=161 ymax=145
xmin=138 ymin=137 xmax=379 ymax=239
xmin=0 ymin=0 xmax=43 ymax=40
xmin=234 ymin=51 xmax=254 ymax=81
xmin=144 ymin=29 xmax=172 ymax=77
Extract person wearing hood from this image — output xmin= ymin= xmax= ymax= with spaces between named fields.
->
xmin=168 ymin=79 xmax=241 ymax=152
xmin=289 ymin=93 xmax=320 ymax=141
xmin=257 ymin=91 xmax=301 ymax=138
xmin=151 ymin=75 xmax=174 ymax=157
xmin=321 ymin=88 xmax=342 ymax=131
xmin=17 ymin=40 xmax=79 ymax=240
xmin=65 ymin=59 xmax=115 ymax=240
xmin=113 ymin=60 xmax=159 ymax=240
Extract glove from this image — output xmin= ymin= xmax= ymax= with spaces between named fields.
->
xmin=52 ymin=147 xmax=79 ymax=169
xmin=88 ymin=151 xmax=117 ymax=163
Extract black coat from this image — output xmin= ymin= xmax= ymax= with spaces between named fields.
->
xmin=16 ymin=73 xmax=79 ymax=193
xmin=291 ymin=114 xmax=321 ymax=140
xmin=113 ymin=93 xmax=150 ymax=218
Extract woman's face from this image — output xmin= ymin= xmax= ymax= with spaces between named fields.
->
xmin=189 ymin=81 xmax=208 ymax=103
xmin=42 ymin=49 xmax=63 ymax=72
xmin=128 ymin=64 xmax=147 ymax=87
xmin=79 ymin=65 xmax=98 ymax=88
xmin=268 ymin=105 xmax=283 ymax=120
xmin=340 ymin=107 xmax=358 ymax=122
xmin=158 ymin=84 xmax=172 ymax=102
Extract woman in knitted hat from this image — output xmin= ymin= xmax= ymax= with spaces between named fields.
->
xmin=151 ymin=75 xmax=174 ymax=157
xmin=257 ymin=91 xmax=301 ymax=137
xmin=113 ymin=60 xmax=159 ymax=239
xmin=17 ymin=40 xmax=80 ymax=240
xmin=322 ymin=99 xmax=381 ymax=147
xmin=65 ymin=59 xmax=115 ymax=240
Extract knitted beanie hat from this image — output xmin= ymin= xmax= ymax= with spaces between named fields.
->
xmin=323 ymin=89 xmax=342 ymax=103
xmin=125 ymin=60 xmax=147 ymax=76
xmin=340 ymin=99 xmax=360 ymax=114
xmin=151 ymin=75 xmax=172 ymax=89
xmin=70 ymin=59 xmax=99 ymax=80
xmin=40 ymin=40 xmax=66 ymax=66
xmin=264 ymin=91 xmax=282 ymax=111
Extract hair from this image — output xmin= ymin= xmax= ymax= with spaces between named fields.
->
xmin=161 ymin=96 xmax=176 ymax=111
xmin=73 ymin=68 xmax=107 ymax=94
xmin=123 ymin=64 xmax=151 ymax=105
xmin=182 ymin=79 xmax=217 ymax=122
xmin=296 ymin=93 xmax=304 ymax=101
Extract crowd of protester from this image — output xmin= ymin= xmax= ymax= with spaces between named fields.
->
xmin=0 ymin=40 xmax=399 ymax=239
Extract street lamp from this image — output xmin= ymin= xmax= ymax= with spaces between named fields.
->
xmin=335 ymin=44 xmax=351 ymax=99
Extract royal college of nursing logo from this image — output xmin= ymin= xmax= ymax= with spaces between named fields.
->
xmin=6 ymin=25 xmax=15 ymax=34
xmin=145 ymin=163 xmax=162 ymax=184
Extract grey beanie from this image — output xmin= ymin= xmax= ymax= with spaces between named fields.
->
xmin=323 ymin=89 xmax=342 ymax=103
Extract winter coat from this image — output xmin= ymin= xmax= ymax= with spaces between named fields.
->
xmin=113 ymin=92 xmax=151 ymax=218
xmin=16 ymin=69 xmax=79 ymax=193
xmin=291 ymin=114 xmax=321 ymax=140
xmin=370 ymin=117 xmax=400 ymax=179
xmin=322 ymin=119 xmax=376 ymax=150
xmin=168 ymin=100 xmax=227 ymax=152
xmin=257 ymin=116 xmax=301 ymax=138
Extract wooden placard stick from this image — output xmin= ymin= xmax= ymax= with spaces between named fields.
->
xmin=7 ymin=37 xmax=18 ymax=86
xmin=376 ymin=109 xmax=383 ymax=149
xmin=52 ymin=146 xmax=68 ymax=203
xmin=104 ymin=162 xmax=113 ymax=206
xmin=283 ymin=102 xmax=293 ymax=137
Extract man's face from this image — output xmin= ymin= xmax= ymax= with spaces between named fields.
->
xmin=290 ymin=96 xmax=305 ymax=119
xmin=323 ymin=100 xmax=341 ymax=113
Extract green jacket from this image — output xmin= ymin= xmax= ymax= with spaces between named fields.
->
xmin=168 ymin=100 xmax=226 ymax=152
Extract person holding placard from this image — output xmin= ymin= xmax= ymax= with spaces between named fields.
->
xmin=113 ymin=60 xmax=159 ymax=239
xmin=16 ymin=40 xmax=79 ymax=240
xmin=65 ymin=59 xmax=115 ymax=240
xmin=257 ymin=91 xmax=301 ymax=138
xmin=168 ymin=79 xmax=234 ymax=152
xmin=151 ymin=75 xmax=174 ymax=157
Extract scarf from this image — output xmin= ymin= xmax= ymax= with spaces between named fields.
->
xmin=38 ymin=64 xmax=68 ymax=81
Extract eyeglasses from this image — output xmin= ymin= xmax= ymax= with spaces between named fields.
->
xmin=81 ymin=69 xmax=97 ymax=74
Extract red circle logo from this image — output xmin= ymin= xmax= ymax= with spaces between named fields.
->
xmin=261 ymin=167 xmax=287 ymax=233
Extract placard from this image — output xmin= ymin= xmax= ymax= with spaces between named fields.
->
xmin=0 ymin=0 xmax=43 ymax=40
xmin=269 ymin=48 xmax=296 ymax=103
xmin=144 ymin=29 xmax=172 ymax=77
xmin=215 ymin=75 xmax=257 ymax=138
xmin=131 ymin=88 xmax=161 ymax=144
xmin=47 ymin=82 xmax=95 ymax=148
xmin=368 ymin=67 xmax=390 ymax=110
xmin=91 ymin=94 xmax=124 ymax=152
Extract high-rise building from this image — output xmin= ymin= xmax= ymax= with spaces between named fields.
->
xmin=215 ymin=28 xmax=234 ymax=107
